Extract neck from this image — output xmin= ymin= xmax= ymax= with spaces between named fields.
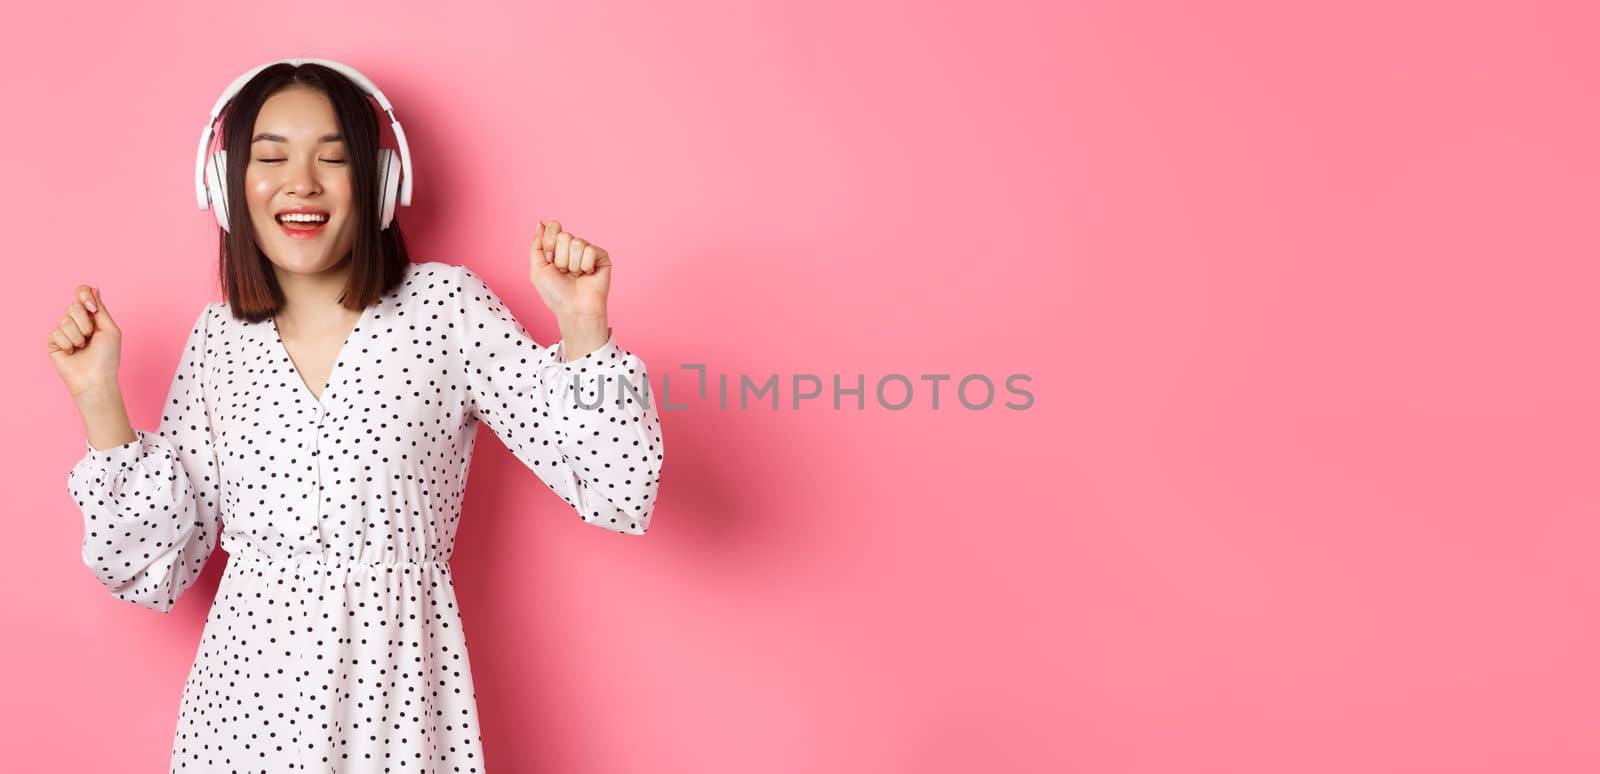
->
xmin=272 ymin=257 xmax=360 ymax=335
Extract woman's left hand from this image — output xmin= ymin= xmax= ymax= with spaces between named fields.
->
xmin=528 ymin=219 xmax=611 ymax=321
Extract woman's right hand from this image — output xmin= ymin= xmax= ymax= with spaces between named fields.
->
xmin=47 ymin=284 xmax=121 ymax=399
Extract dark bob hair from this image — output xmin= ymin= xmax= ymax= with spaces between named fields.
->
xmin=214 ymin=62 xmax=411 ymax=322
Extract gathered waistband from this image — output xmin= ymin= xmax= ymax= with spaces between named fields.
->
xmin=226 ymin=552 xmax=452 ymax=570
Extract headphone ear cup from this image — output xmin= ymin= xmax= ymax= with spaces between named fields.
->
xmin=206 ymin=149 xmax=231 ymax=232
xmin=378 ymin=148 xmax=401 ymax=230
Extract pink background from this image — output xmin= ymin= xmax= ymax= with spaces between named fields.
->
xmin=3 ymin=0 xmax=1596 ymax=771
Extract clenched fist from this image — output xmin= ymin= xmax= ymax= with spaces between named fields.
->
xmin=528 ymin=219 xmax=610 ymax=321
xmin=47 ymin=284 xmax=121 ymax=398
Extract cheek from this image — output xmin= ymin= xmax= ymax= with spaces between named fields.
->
xmin=325 ymin=175 xmax=353 ymax=203
xmin=244 ymin=175 xmax=275 ymax=215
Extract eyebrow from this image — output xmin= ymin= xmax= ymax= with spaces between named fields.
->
xmin=251 ymin=132 xmax=344 ymax=143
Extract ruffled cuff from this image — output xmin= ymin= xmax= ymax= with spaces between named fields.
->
xmin=533 ymin=331 xmax=652 ymax=456
xmin=538 ymin=332 xmax=629 ymax=404
xmin=74 ymin=430 xmax=148 ymax=483
xmin=548 ymin=327 xmax=619 ymax=367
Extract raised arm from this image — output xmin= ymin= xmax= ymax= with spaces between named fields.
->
xmin=66 ymin=303 xmax=224 ymax=612
xmin=454 ymin=264 xmax=664 ymax=534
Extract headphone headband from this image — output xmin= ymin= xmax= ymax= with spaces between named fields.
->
xmin=193 ymin=57 xmax=413 ymax=212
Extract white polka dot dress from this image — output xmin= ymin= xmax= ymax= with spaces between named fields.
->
xmin=66 ymin=260 xmax=664 ymax=772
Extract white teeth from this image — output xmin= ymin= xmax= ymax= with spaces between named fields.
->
xmin=278 ymin=213 xmax=328 ymax=223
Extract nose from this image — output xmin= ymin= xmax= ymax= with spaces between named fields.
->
xmin=284 ymin=158 xmax=322 ymax=197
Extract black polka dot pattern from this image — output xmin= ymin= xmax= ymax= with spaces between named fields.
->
xmin=66 ymin=260 xmax=665 ymax=771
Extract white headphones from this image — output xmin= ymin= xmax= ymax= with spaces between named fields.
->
xmin=194 ymin=57 xmax=414 ymax=232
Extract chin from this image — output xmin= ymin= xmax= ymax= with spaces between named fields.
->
xmin=260 ymin=249 xmax=348 ymax=276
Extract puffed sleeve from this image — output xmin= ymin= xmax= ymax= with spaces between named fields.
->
xmin=67 ymin=303 xmax=223 ymax=613
xmin=453 ymin=264 xmax=664 ymax=534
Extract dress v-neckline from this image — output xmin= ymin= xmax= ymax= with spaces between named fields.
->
xmin=269 ymin=301 xmax=374 ymax=409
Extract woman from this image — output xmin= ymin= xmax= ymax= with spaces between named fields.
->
xmin=46 ymin=61 xmax=664 ymax=772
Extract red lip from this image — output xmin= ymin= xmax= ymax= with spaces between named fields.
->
xmin=278 ymin=219 xmax=328 ymax=239
xmin=275 ymin=204 xmax=330 ymax=240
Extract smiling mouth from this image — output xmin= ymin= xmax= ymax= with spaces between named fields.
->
xmin=276 ymin=213 xmax=330 ymax=238
xmin=277 ymin=213 xmax=330 ymax=230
